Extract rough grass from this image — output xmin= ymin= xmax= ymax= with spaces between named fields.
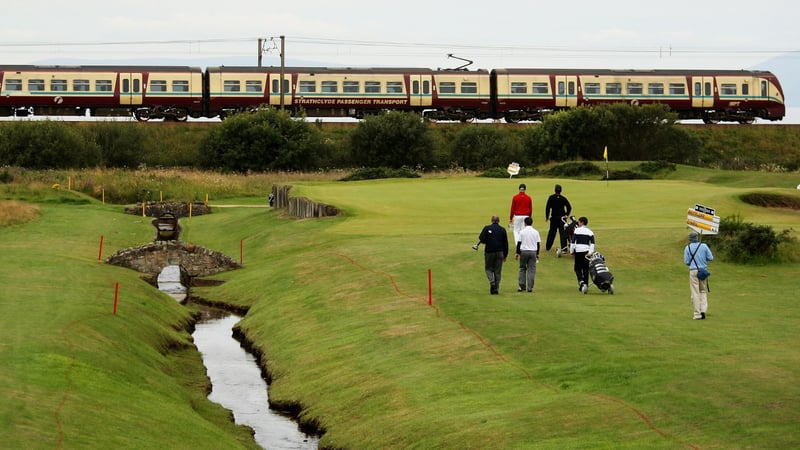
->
xmin=0 ymin=200 xmax=40 ymax=226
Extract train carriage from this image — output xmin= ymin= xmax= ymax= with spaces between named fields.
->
xmin=491 ymin=68 xmax=785 ymax=123
xmin=0 ymin=65 xmax=204 ymax=120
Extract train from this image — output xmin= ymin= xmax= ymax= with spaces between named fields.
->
xmin=0 ymin=64 xmax=786 ymax=124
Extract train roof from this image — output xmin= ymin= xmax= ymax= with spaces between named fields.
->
xmin=0 ymin=65 xmax=202 ymax=72
xmin=206 ymin=66 xmax=489 ymax=74
xmin=491 ymin=68 xmax=777 ymax=77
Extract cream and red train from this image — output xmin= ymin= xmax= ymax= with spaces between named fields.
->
xmin=0 ymin=64 xmax=785 ymax=123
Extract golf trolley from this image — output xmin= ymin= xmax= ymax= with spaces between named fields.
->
xmin=588 ymin=252 xmax=615 ymax=294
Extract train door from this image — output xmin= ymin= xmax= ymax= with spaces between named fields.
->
xmin=691 ymin=76 xmax=714 ymax=108
xmin=555 ymin=75 xmax=578 ymax=108
xmin=409 ymin=74 xmax=433 ymax=108
xmin=119 ymin=73 xmax=143 ymax=106
xmin=269 ymin=74 xmax=291 ymax=108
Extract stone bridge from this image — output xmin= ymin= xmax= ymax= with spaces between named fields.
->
xmin=106 ymin=241 xmax=242 ymax=280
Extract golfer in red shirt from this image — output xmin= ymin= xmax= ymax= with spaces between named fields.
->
xmin=509 ymin=183 xmax=533 ymax=243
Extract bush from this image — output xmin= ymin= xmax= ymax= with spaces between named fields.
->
xmin=349 ymin=111 xmax=434 ymax=169
xmin=449 ymin=126 xmax=524 ymax=170
xmin=543 ymin=162 xmax=603 ymax=177
xmin=199 ymin=107 xmax=324 ymax=171
xmin=705 ymin=214 xmax=798 ymax=264
xmin=339 ymin=167 xmax=420 ymax=181
xmin=637 ymin=160 xmax=677 ymax=173
xmin=605 ymin=170 xmax=652 ymax=180
xmin=0 ymin=121 xmax=101 ymax=168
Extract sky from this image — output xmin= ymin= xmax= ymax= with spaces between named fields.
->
xmin=1 ymin=0 xmax=797 ymax=70
xmin=1 ymin=0 xmax=798 ymax=120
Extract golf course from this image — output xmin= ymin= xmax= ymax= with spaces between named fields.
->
xmin=2 ymin=166 xmax=799 ymax=449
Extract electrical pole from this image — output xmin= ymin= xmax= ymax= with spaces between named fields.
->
xmin=258 ymin=38 xmax=263 ymax=67
xmin=280 ymin=35 xmax=285 ymax=110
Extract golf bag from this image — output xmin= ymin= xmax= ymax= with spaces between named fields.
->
xmin=588 ymin=252 xmax=615 ymax=294
xmin=556 ymin=215 xmax=578 ymax=257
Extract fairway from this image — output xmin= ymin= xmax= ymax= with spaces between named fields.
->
xmin=2 ymin=171 xmax=799 ymax=448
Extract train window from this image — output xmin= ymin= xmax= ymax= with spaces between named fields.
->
xmin=365 ymin=81 xmax=381 ymax=93
xmin=344 ymin=81 xmax=360 ymax=93
xmin=5 ymin=79 xmax=22 ymax=91
xmin=245 ymin=80 xmax=262 ymax=92
xmin=532 ymin=82 xmax=549 ymax=94
xmin=412 ymin=80 xmax=419 ymax=94
xmin=669 ymin=83 xmax=685 ymax=95
xmin=742 ymin=84 xmax=749 ymax=95
xmin=224 ymin=80 xmax=241 ymax=92
xmin=761 ymin=80 xmax=767 ymax=96
xmin=606 ymin=83 xmax=621 ymax=94
xmin=439 ymin=82 xmax=456 ymax=94
xmin=299 ymin=81 xmax=316 ymax=93
xmin=423 ymin=80 xmax=430 ymax=94
xmin=28 ymin=79 xmax=45 ymax=91
xmin=627 ymin=83 xmax=643 ymax=95
xmin=557 ymin=81 xmax=564 ymax=95
xmin=584 ymin=83 xmax=600 ymax=94
xmin=387 ymin=81 xmax=403 ymax=93
xmin=271 ymin=79 xmax=290 ymax=94
xmin=720 ymin=84 xmax=737 ymax=95
xmin=96 ymin=80 xmax=112 ymax=92
xmin=461 ymin=82 xmax=477 ymax=94
xmin=150 ymin=80 xmax=167 ymax=92
xmin=321 ymin=81 xmax=338 ymax=93
xmin=704 ymin=83 xmax=711 ymax=96
xmin=73 ymin=79 xmax=90 ymax=91
xmin=511 ymin=82 xmax=527 ymax=94
xmin=694 ymin=82 xmax=701 ymax=96
xmin=568 ymin=82 xmax=575 ymax=95
xmin=173 ymin=80 xmax=190 ymax=92
xmin=647 ymin=83 xmax=664 ymax=95
xmin=51 ymin=79 xmax=67 ymax=91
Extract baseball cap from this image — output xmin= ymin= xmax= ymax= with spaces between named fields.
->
xmin=518 ymin=183 xmax=526 ymax=190
xmin=555 ymin=184 xmax=562 ymax=193
xmin=688 ymin=231 xmax=699 ymax=241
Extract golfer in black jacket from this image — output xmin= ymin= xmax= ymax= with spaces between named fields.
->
xmin=544 ymin=184 xmax=572 ymax=252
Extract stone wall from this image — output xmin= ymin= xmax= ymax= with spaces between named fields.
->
xmin=106 ymin=241 xmax=241 ymax=277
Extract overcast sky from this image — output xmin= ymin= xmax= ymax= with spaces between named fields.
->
xmin=1 ymin=0 xmax=797 ymax=70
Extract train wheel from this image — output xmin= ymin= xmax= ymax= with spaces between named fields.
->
xmin=134 ymin=109 xmax=150 ymax=122
xmin=175 ymin=110 xmax=188 ymax=122
xmin=702 ymin=117 xmax=718 ymax=125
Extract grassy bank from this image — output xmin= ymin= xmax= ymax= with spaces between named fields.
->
xmin=2 ymin=167 xmax=800 ymax=448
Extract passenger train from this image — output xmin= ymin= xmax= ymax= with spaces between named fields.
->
xmin=0 ymin=64 xmax=786 ymax=124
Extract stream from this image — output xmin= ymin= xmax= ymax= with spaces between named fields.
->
xmin=191 ymin=307 xmax=320 ymax=449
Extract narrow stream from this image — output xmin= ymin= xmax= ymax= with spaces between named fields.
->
xmin=192 ymin=308 xmax=320 ymax=449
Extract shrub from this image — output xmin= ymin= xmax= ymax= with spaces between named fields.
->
xmin=704 ymin=214 xmax=798 ymax=264
xmin=349 ymin=111 xmax=434 ymax=169
xmin=637 ymin=160 xmax=677 ymax=173
xmin=543 ymin=162 xmax=603 ymax=177
xmin=339 ymin=167 xmax=420 ymax=181
xmin=605 ymin=170 xmax=652 ymax=180
xmin=0 ymin=121 xmax=101 ymax=168
xmin=199 ymin=107 xmax=324 ymax=171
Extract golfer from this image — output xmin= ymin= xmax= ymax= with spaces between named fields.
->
xmin=509 ymin=183 xmax=532 ymax=243
xmin=477 ymin=215 xmax=509 ymax=295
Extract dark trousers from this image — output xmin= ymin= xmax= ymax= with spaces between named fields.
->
xmin=545 ymin=217 xmax=567 ymax=251
xmin=574 ymin=251 xmax=590 ymax=285
xmin=484 ymin=251 xmax=504 ymax=289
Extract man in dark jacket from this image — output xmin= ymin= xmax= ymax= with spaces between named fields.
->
xmin=477 ymin=215 xmax=509 ymax=295
xmin=544 ymin=184 xmax=572 ymax=252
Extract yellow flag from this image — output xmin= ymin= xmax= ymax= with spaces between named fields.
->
xmin=603 ymin=146 xmax=608 ymax=161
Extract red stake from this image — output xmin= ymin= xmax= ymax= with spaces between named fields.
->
xmin=240 ymin=239 xmax=243 ymax=265
xmin=113 ymin=282 xmax=119 ymax=315
xmin=98 ymin=235 xmax=104 ymax=261
xmin=428 ymin=269 xmax=432 ymax=306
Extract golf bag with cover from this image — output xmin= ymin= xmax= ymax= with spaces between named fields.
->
xmin=556 ymin=215 xmax=578 ymax=257
xmin=588 ymin=252 xmax=615 ymax=294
